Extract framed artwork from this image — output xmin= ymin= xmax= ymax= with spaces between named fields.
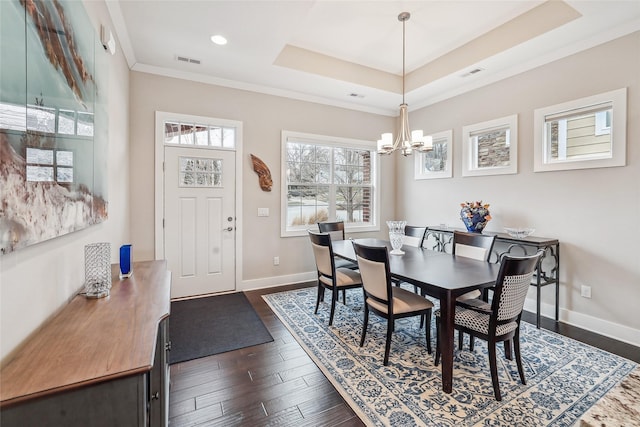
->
xmin=0 ymin=0 xmax=108 ymax=254
xmin=533 ymin=88 xmax=627 ymax=172
xmin=414 ymin=130 xmax=452 ymax=180
xmin=462 ymin=115 xmax=518 ymax=177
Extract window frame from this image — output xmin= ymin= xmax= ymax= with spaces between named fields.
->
xmin=533 ymin=88 xmax=627 ymax=172
xmin=461 ymin=114 xmax=518 ymax=177
xmin=414 ymin=129 xmax=453 ymax=180
xmin=280 ymin=130 xmax=379 ymax=237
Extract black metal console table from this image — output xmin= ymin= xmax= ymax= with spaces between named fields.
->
xmin=424 ymin=226 xmax=560 ymax=328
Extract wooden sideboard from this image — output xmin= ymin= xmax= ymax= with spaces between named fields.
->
xmin=0 ymin=260 xmax=171 ymax=427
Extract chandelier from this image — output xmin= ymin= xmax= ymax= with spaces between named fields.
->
xmin=377 ymin=12 xmax=433 ymax=156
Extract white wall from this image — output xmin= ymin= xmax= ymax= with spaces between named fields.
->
xmin=0 ymin=0 xmax=131 ymax=362
xmin=400 ymin=32 xmax=640 ymax=345
xmin=128 ymin=72 xmax=395 ymax=288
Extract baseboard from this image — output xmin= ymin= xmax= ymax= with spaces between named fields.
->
xmin=524 ymin=298 xmax=640 ymax=348
xmin=241 ymin=271 xmax=316 ymax=292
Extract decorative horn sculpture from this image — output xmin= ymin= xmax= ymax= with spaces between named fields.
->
xmin=250 ymin=154 xmax=273 ymax=192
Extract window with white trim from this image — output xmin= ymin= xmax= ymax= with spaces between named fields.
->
xmin=164 ymin=121 xmax=236 ymax=148
xmin=534 ymin=88 xmax=627 ymax=172
xmin=281 ymin=131 xmax=378 ymax=237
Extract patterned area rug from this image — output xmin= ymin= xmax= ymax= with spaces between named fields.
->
xmin=263 ymin=287 xmax=637 ymax=427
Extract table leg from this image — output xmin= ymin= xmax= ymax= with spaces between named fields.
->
xmin=439 ymin=295 xmax=455 ymax=393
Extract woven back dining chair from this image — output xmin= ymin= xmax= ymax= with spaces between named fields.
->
xmin=452 ymin=231 xmax=497 ymax=348
xmin=434 ymin=250 xmax=543 ymax=401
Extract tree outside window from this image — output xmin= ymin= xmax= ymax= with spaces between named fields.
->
xmin=282 ymin=132 xmax=377 ymax=236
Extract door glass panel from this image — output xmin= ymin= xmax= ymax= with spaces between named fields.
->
xmin=178 ymin=156 xmax=222 ymax=187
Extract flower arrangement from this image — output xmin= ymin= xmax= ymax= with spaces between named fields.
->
xmin=460 ymin=201 xmax=491 ymax=233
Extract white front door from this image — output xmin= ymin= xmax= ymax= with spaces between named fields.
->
xmin=164 ymin=146 xmax=236 ymax=298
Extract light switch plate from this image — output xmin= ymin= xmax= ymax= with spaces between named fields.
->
xmin=257 ymin=208 xmax=269 ymax=217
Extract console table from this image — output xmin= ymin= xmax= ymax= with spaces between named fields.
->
xmin=0 ymin=260 xmax=171 ymax=427
xmin=424 ymin=226 xmax=560 ymax=328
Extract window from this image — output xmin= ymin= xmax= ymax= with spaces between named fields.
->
xmin=534 ymin=88 xmax=626 ymax=172
xmin=414 ymin=130 xmax=452 ymax=180
xmin=281 ymin=131 xmax=378 ymax=237
xmin=25 ymin=147 xmax=74 ymax=183
xmin=178 ymin=157 xmax=222 ymax=187
xmin=462 ymin=115 xmax=518 ymax=177
xmin=164 ymin=121 xmax=236 ymax=148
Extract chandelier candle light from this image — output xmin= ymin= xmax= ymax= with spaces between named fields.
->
xmin=377 ymin=12 xmax=433 ymax=156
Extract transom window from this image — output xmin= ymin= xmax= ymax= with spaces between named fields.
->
xmin=164 ymin=121 xmax=235 ymax=148
xmin=281 ymin=131 xmax=378 ymax=237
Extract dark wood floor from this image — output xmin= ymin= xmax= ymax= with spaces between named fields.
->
xmin=168 ymin=283 xmax=640 ymax=426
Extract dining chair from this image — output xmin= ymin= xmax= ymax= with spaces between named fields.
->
xmin=434 ymin=250 xmax=543 ymax=401
xmin=394 ymin=225 xmax=427 ymax=292
xmin=308 ymin=230 xmax=363 ymax=326
xmin=353 ymin=241 xmax=434 ymax=366
xmin=403 ymin=225 xmax=428 ymax=248
xmin=318 ymin=221 xmax=358 ymax=268
xmin=318 ymin=221 xmax=359 ymax=304
xmin=452 ymin=231 xmax=497 ymax=348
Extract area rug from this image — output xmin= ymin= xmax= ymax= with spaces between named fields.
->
xmin=170 ymin=292 xmax=273 ymax=364
xmin=263 ymin=287 xmax=637 ymax=426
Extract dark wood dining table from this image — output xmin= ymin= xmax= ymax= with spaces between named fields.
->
xmin=332 ymin=238 xmax=500 ymax=394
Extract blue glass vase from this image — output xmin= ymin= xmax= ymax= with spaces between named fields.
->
xmin=460 ymin=210 xmax=489 ymax=233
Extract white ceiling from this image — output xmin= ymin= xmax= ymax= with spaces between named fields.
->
xmin=107 ymin=0 xmax=640 ymax=116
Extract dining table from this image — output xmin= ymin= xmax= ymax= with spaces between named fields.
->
xmin=331 ymin=238 xmax=500 ymax=394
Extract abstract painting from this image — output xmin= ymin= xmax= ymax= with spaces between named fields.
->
xmin=0 ymin=0 xmax=108 ymax=254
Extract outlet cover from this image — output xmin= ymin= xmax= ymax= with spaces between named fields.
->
xmin=581 ymin=285 xmax=592 ymax=298
xmin=258 ymin=208 xmax=269 ymax=217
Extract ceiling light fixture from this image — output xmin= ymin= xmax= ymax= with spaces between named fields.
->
xmin=377 ymin=12 xmax=432 ymax=156
xmin=210 ymin=35 xmax=227 ymax=45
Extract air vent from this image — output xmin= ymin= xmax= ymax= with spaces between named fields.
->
xmin=461 ymin=68 xmax=484 ymax=78
xmin=176 ymin=55 xmax=201 ymax=65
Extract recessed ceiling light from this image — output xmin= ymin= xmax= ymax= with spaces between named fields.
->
xmin=210 ymin=35 xmax=227 ymax=45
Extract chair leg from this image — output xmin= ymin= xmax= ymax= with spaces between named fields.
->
xmin=360 ymin=307 xmax=369 ymax=347
xmin=434 ymin=317 xmax=441 ymax=366
xmin=469 ymin=336 xmax=475 ymax=351
xmin=424 ymin=310 xmax=432 ymax=354
xmin=384 ymin=317 xmax=394 ymax=366
xmin=458 ymin=331 xmax=464 ymax=350
xmin=488 ymin=340 xmax=502 ymax=401
xmin=329 ymin=288 xmax=337 ymax=326
xmin=314 ymin=284 xmax=324 ymax=314
xmin=514 ymin=332 xmax=526 ymax=385
xmin=504 ymin=339 xmax=513 ymax=360
xmin=419 ymin=290 xmax=427 ymax=329
xmin=341 ymin=289 xmax=346 ymax=305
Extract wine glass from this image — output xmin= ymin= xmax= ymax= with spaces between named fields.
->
xmin=386 ymin=220 xmax=406 ymax=255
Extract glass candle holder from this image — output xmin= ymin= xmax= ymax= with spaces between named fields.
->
xmin=84 ymin=242 xmax=111 ymax=298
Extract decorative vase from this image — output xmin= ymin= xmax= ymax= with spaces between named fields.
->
xmin=459 ymin=201 xmax=491 ymax=233
xmin=386 ymin=220 xmax=406 ymax=255
xmin=461 ymin=216 xmax=488 ymax=233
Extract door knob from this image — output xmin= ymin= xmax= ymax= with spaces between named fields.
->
xmin=223 ymin=226 xmax=233 ymax=231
